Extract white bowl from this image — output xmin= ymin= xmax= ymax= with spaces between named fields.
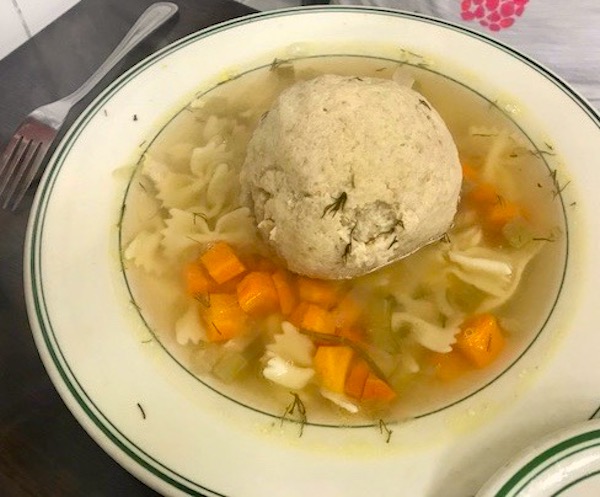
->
xmin=24 ymin=6 xmax=600 ymax=497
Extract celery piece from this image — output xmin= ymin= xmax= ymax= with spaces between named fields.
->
xmin=213 ymin=351 xmax=249 ymax=384
xmin=446 ymin=273 xmax=487 ymax=313
xmin=502 ymin=216 xmax=534 ymax=248
xmin=366 ymin=295 xmax=398 ymax=353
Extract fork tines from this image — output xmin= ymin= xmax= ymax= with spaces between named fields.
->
xmin=0 ymin=118 xmax=55 ymax=211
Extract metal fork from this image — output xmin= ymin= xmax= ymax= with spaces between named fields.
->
xmin=0 ymin=2 xmax=178 ymax=211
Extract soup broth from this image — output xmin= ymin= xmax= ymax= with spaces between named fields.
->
xmin=120 ymin=55 xmax=566 ymax=425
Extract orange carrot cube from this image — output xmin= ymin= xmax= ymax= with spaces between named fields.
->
xmin=430 ymin=350 xmax=472 ymax=382
xmin=485 ymin=201 xmax=520 ymax=231
xmin=200 ymin=241 xmax=246 ymax=284
xmin=184 ymin=262 xmax=216 ymax=296
xmin=271 ymin=270 xmax=297 ymax=316
xmin=362 ymin=373 xmax=397 ymax=402
xmin=344 ymin=359 xmax=370 ymax=400
xmin=456 ymin=313 xmax=504 ymax=368
xmin=297 ymin=277 xmax=341 ymax=309
xmin=301 ymin=303 xmax=336 ymax=335
xmin=314 ymin=346 xmax=354 ymax=393
xmin=236 ymin=271 xmax=279 ymax=316
xmin=200 ymin=293 xmax=248 ymax=342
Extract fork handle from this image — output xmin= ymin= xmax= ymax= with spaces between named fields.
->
xmin=41 ymin=2 xmax=178 ymax=125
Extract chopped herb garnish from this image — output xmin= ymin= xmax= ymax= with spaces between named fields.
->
xmin=544 ymin=141 xmax=554 ymax=150
xmin=529 ymin=148 xmax=556 ymax=158
xmin=137 ymin=403 xmax=146 ymax=420
xmin=496 ymin=194 xmax=505 ymax=206
xmin=487 ymin=99 xmax=500 ymax=111
xmin=378 ymin=419 xmax=393 ymax=443
xmin=375 ymin=66 xmax=387 ymax=72
xmin=552 ymin=180 xmax=571 ymax=199
xmin=570 ymin=201 xmax=577 ymax=207
xmin=141 ymin=338 xmax=153 ymax=344
xmin=270 ymin=57 xmax=289 ymax=71
xmin=185 ymin=235 xmax=202 ymax=245
xmin=441 ymin=233 xmax=451 ymax=244
xmin=399 ymin=48 xmax=424 ymax=60
xmin=281 ymin=392 xmax=307 ymax=437
xmin=342 ymin=242 xmax=352 ymax=262
xmin=351 ymin=76 xmax=364 ymax=82
xmin=138 ymin=181 xmax=147 ymax=192
xmin=322 ymin=192 xmax=347 ymax=218
xmin=133 ymin=114 xmax=138 ymax=121
xmin=387 ymin=237 xmax=398 ymax=250
xmin=211 ymin=322 xmax=222 ymax=336
xmin=192 ymin=212 xmax=208 ymax=225
xmin=139 ymin=140 xmax=147 ymax=148
xmin=418 ymin=99 xmax=431 ymax=110
xmin=533 ymin=229 xmax=559 ymax=242
xmin=103 ymin=109 xmax=108 ymax=117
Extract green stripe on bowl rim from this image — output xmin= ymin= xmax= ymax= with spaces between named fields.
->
xmin=495 ymin=430 xmax=600 ymax=497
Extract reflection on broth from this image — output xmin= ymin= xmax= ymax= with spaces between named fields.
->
xmin=120 ymin=55 xmax=566 ymax=426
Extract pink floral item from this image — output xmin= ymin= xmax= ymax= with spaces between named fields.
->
xmin=461 ymin=0 xmax=530 ymax=31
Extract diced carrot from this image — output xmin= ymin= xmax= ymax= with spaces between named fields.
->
xmin=430 ymin=350 xmax=472 ymax=382
xmin=271 ymin=270 xmax=297 ymax=316
xmin=485 ymin=201 xmax=520 ymax=231
xmin=184 ymin=261 xmax=216 ymax=296
xmin=297 ymin=277 xmax=341 ymax=309
xmin=236 ymin=271 xmax=279 ymax=316
xmin=288 ymin=302 xmax=310 ymax=329
xmin=344 ymin=358 xmax=370 ymax=400
xmin=333 ymin=293 xmax=363 ymax=330
xmin=462 ymin=163 xmax=478 ymax=182
xmin=456 ymin=313 xmax=504 ymax=368
xmin=200 ymin=241 xmax=246 ymax=284
xmin=313 ymin=346 xmax=354 ymax=393
xmin=300 ymin=303 xmax=336 ymax=335
xmin=362 ymin=373 xmax=397 ymax=402
xmin=468 ymin=182 xmax=497 ymax=206
xmin=200 ymin=293 xmax=248 ymax=342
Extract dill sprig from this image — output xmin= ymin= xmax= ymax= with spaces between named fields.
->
xmin=548 ymin=169 xmax=570 ymax=199
xmin=529 ymin=147 xmax=556 ymax=159
xmin=322 ymin=192 xmax=348 ymax=218
xmin=211 ymin=322 xmax=223 ymax=337
xmin=378 ymin=419 xmax=393 ymax=443
xmin=270 ymin=57 xmax=291 ymax=71
xmin=137 ymin=402 xmax=146 ymax=420
xmin=281 ymin=392 xmax=307 ymax=437
xmin=192 ymin=212 xmax=208 ymax=225
xmin=387 ymin=236 xmax=398 ymax=250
